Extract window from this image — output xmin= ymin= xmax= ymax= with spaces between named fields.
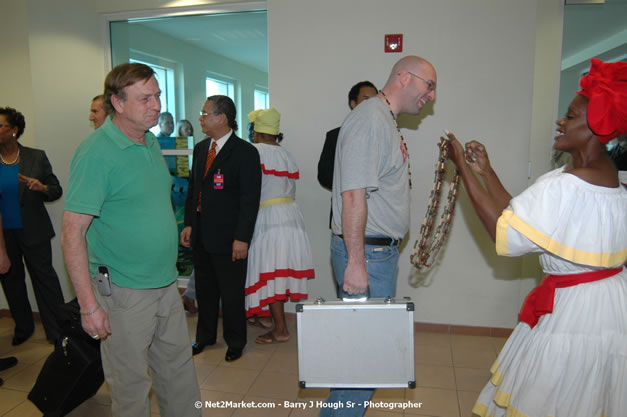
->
xmin=254 ymin=89 xmax=269 ymax=110
xmin=130 ymin=58 xmax=176 ymax=135
xmin=206 ymin=77 xmax=235 ymax=100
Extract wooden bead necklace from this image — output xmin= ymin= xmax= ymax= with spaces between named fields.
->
xmin=410 ymin=136 xmax=460 ymax=269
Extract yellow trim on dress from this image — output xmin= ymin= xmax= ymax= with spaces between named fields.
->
xmin=489 ymin=360 xmax=504 ymax=386
xmin=472 ymin=389 xmax=545 ymax=417
xmin=471 ymin=401 xmax=490 ymax=416
xmin=259 ymin=196 xmax=294 ymax=209
xmin=475 ymin=357 xmax=606 ymax=417
xmin=495 ymin=211 xmax=511 ymax=256
xmin=496 ymin=209 xmax=626 ymax=267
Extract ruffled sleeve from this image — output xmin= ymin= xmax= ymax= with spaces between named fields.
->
xmin=255 ymin=144 xmax=299 ymax=179
xmin=495 ymin=167 xmax=627 ymax=267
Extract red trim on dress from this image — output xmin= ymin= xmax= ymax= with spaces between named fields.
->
xmin=245 ymin=268 xmax=315 ymax=295
xmin=518 ymin=267 xmax=623 ymax=328
xmin=260 ymin=164 xmax=299 ymax=179
xmin=246 ymin=291 xmax=309 ymax=317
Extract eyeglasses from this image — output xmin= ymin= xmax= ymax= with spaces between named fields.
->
xmin=407 ymin=72 xmax=436 ymax=92
xmin=199 ymin=111 xmax=210 ymax=117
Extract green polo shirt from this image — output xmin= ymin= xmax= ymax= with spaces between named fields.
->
xmin=65 ymin=117 xmax=178 ymax=289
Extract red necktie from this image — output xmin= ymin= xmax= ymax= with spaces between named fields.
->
xmin=198 ymin=141 xmax=218 ymax=212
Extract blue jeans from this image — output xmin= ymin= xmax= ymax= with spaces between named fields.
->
xmin=322 ymin=234 xmax=400 ymax=417
xmin=330 ymin=234 xmax=399 ymax=299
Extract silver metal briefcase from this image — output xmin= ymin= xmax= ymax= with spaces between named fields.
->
xmin=296 ymin=297 xmax=415 ymax=389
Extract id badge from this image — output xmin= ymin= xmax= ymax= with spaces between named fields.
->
xmin=213 ymin=172 xmax=224 ymax=189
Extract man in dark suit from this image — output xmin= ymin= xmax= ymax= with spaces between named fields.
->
xmin=181 ymin=95 xmax=261 ymax=362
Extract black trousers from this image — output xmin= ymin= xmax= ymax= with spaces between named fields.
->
xmin=192 ymin=226 xmax=247 ymax=350
xmin=1 ymin=229 xmax=65 ymax=341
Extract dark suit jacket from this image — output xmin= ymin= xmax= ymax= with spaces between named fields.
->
xmin=184 ymin=133 xmax=261 ymax=254
xmin=317 ymin=126 xmax=340 ymax=191
xmin=16 ymin=145 xmax=63 ymax=245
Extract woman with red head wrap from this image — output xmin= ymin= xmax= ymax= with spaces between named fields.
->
xmin=446 ymin=59 xmax=627 ymax=417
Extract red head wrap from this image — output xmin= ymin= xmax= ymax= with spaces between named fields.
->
xmin=576 ymin=58 xmax=627 ymax=144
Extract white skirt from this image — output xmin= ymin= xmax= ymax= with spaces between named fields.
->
xmin=245 ymin=201 xmax=315 ymax=317
xmin=473 ymin=269 xmax=627 ymax=417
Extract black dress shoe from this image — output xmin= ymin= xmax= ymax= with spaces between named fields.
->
xmin=225 ymin=347 xmax=243 ymax=362
xmin=0 ymin=357 xmax=18 ymax=371
xmin=12 ymin=330 xmax=34 ymax=346
xmin=192 ymin=341 xmax=215 ymax=356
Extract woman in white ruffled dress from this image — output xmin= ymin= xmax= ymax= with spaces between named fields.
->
xmin=447 ymin=58 xmax=626 ymax=417
xmin=245 ymin=108 xmax=315 ymax=344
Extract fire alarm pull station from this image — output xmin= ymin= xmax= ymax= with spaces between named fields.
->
xmin=384 ymin=34 xmax=403 ymax=53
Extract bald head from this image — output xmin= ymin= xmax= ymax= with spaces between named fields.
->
xmin=386 ymin=57 xmax=432 ymax=83
xmin=381 ymin=55 xmax=437 ymax=116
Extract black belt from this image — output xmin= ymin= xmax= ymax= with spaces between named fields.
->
xmin=336 ymin=234 xmax=401 ymax=247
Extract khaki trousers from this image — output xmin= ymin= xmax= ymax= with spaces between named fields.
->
xmin=95 ymin=281 xmax=200 ymax=417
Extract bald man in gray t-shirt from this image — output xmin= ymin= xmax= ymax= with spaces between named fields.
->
xmin=323 ymin=55 xmax=437 ymax=417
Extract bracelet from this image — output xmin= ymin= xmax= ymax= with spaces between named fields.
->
xmin=80 ymin=305 xmax=101 ymax=316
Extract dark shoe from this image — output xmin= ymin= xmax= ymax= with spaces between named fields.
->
xmin=225 ymin=347 xmax=243 ymax=362
xmin=0 ymin=377 xmax=3 ymax=387
xmin=0 ymin=357 xmax=18 ymax=371
xmin=12 ymin=329 xmax=34 ymax=346
xmin=182 ymin=295 xmax=197 ymax=313
xmin=191 ymin=341 xmax=215 ymax=356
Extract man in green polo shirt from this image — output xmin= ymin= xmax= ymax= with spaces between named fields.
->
xmin=62 ymin=63 xmax=200 ymax=417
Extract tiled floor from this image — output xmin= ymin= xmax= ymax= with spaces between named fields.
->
xmin=0 ymin=313 xmax=507 ymax=417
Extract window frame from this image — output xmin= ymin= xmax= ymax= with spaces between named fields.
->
xmin=253 ymin=87 xmax=270 ymax=110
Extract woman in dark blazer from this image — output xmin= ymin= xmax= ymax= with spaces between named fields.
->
xmin=0 ymin=107 xmax=65 ymax=345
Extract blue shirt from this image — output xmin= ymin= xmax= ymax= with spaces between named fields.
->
xmin=0 ymin=164 xmax=23 ymax=229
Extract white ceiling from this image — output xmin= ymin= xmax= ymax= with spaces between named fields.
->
xmin=133 ymin=10 xmax=268 ymax=73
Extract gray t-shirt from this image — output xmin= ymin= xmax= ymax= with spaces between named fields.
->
xmin=331 ymin=97 xmax=410 ymax=239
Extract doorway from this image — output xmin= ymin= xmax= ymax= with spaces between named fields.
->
xmin=108 ymin=5 xmax=269 ymax=278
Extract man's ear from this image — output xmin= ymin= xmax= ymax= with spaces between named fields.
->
xmin=111 ymin=95 xmax=124 ymax=114
xmin=349 ymin=100 xmax=357 ymax=110
xmin=397 ymin=71 xmax=410 ymax=88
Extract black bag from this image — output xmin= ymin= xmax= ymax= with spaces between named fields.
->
xmin=28 ymin=299 xmax=105 ymax=417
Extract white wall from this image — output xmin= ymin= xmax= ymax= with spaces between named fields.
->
xmin=269 ymin=0 xmax=562 ymax=327
xmin=1 ymin=0 xmax=563 ymax=329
